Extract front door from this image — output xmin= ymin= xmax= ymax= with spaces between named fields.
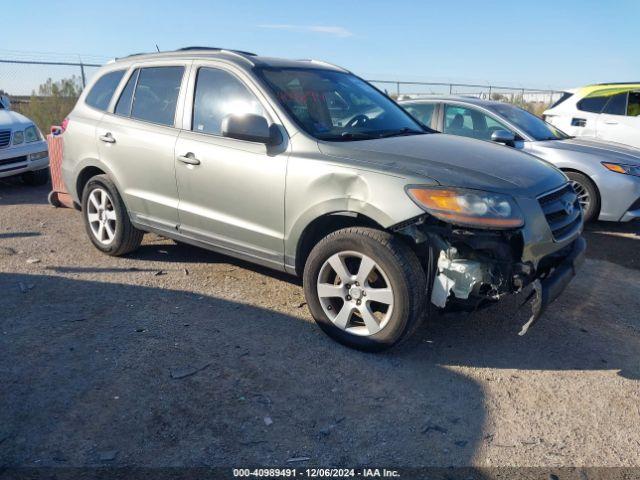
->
xmin=96 ymin=64 xmax=188 ymax=229
xmin=174 ymin=64 xmax=287 ymax=268
xmin=597 ymin=91 xmax=640 ymax=148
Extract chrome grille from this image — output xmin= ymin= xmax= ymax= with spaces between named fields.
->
xmin=538 ymin=183 xmax=582 ymax=241
xmin=0 ymin=130 xmax=11 ymax=148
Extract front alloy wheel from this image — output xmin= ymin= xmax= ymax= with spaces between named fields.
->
xmin=303 ymin=227 xmax=427 ymax=351
xmin=317 ymin=251 xmax=394 ymax=336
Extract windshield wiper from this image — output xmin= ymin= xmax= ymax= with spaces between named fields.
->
xmin=339 ymin=131 xmax=379 ymax=140
xmin=377 ymin=127 xmax=425 ymax=138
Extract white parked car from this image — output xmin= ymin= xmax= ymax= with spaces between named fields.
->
xmin=543 ymin=83 xmax=640 ymax=149
xmin=0 ymin=98 xmax=49 ymax=185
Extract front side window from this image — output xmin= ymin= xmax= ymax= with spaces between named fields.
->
xmin=443 ymin=105 xmax=510 ymax=141
xmin=487 ymin=103 xmax=569 ymax=141
xmin=192 ymin=68 xmax=265 ymax=135
xmin=404 ymin=103 xmax=436 ymax=128
xmin=85 ymin=70 xmax=125 ymax=111
xmin=256 ymin=67 xmax=426 ymax=141
xmin=627 ymin=92 xmax=640 ymax=117
xmin=602 ymin=93 xmax=628 ymax=116
xmin=577 ymin=95 xmax=608 ymax=113
xmin=128 ymin=66 xmax=184 ymax=126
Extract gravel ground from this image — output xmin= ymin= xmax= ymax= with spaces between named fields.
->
xmin=1 ymin=180 xmax=639 ymax=469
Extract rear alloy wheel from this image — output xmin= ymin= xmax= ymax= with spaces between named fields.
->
xmin=566 ymin=171 xmax=599 ymax=222
xmin=303 ymin=227 xmax=427 ymax=351
xmin=81 ymin=175 xmax=143 ymax=256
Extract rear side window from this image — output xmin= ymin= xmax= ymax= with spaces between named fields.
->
xmin=85 ymin=70 xmax=125 ymax=111
xmin=577 ymin=95 xmax=608 ymax=113
xmin=129 ymin=66 xmax=184 ymax=126
xmin=192 ymin=67 xmax=265 ymax=135
xmin=115 ymin=69 xmax=139 ymax=117
xmin=602 ymin=93 xmax=628 ymax=115
xmin=404 ymin=103 xmax=436 ymax=127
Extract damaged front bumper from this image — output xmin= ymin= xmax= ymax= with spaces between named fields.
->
xmin=396 ymin=218 xmax=586 ymax=334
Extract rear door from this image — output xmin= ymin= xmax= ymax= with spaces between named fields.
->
xmin=96 ymin=62 xmax=189 ymax=230
xmin=173 ymin=62 xmax=287 ymax=269
xmin=597 ymin=91 xmax=640 ymax=148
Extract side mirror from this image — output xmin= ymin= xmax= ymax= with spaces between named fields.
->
xmin=491 ymin=129 xmax=516 ymax=145
xmin=0 ymin=95 xmax=10 ymax=110
xmin=221 ymin=113 xmax=275 ymax=144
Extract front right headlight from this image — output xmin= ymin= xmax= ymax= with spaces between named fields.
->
xmin=25 ymin=125 xmax=40 ymax=143
xmin=406 ymin=186 xmax=525 ymax=229
xmin=13 ymin=131 xmax=24 ymax=145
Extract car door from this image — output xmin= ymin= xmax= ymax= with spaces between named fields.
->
xmin=96 ymin=62 xmax=189 ymax=230
xmin=174 ymin=62 xmax=287 ymax=269
xmin=597 ymin=91 xmax=640 ymax=148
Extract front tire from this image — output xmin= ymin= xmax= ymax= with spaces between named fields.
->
xmin=566 ymin=171 xmax=599 ymax=222
xmin=303 ymin=227 xmax=427 ymax=352
xmin=81 ymin=175 xmax=143 ymax=256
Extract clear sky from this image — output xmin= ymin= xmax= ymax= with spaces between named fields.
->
xmin=2 ymin=0 xmax=639 ymax=90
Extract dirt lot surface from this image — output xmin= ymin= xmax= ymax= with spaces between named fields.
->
xmin=1 ymin=180 xmax=640 ymax=470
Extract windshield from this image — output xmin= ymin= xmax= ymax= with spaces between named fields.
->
xmin=487 ymin=103 xmax=570 ymax=141
xmin=255 ymin=67 xmax=427 ymax=141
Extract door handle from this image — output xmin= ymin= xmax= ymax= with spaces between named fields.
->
xmin=604 ymin=120 xmax=618 ymax=125
xmin=177 ymin=153 xmax=201 ymax=166
xmin=99 ymin=132 xmax=116 ymax=143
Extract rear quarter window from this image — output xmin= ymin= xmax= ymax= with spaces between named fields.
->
xmin=577 ymin=95 xmax=608 ymax=113
xmin=85 ymin=70 xmax=126 ymax=111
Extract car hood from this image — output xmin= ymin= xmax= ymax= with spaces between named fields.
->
xmin=531 ymin=138 xmax=640 ymax=166
xmin=0 ymin=109 xmax=33 ymax=129
xmin=318 ymin=133 xmax=566 ymax=197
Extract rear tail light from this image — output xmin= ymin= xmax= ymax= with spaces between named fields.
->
xmin=60 ymin=117 xmax=70 ymax=133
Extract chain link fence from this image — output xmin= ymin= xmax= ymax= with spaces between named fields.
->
xmin=1 ymin=55 xmax=564 ymax=133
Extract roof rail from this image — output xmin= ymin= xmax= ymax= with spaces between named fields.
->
xmin=298 ymin=59 xmax=349 ymax=72
xmin=115 ymin=47 xmax=257 ymax=66
xmin=593 ymin=81 xmax=640 ymax=86
xmin=177 ymin=46 xmax=257 ymax=56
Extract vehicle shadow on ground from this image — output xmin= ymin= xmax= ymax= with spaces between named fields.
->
xmin=2 ymin=270 xmax=639 ymax=469
xmin=583 ymin=220 xmax=640 ymax=270
xmin=0 ymin=179 xmax=50 ymax=206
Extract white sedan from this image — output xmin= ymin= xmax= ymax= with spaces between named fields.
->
xmin=0 ymin=97 xmax=49 ymax=185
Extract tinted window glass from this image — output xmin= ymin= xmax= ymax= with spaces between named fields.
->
xmin=443 ymin=105 xmax=510 ymax=141
xmin=115 ymin=69 xmax=139 ymax=117
xmin=603 ymin=93 xmax=628 ymax=115
xmin=404 ymin=103 xmax=436 ymax=127
xmin=256 ymin=67 xmax=424 ymax=141
xmin=627 ymin=92 xmax=640 ymax=117
xmin=85 ymin=70 xmax=125 ymax=110
xmin=577 ymin=96 xmax=608 ymax=113
xmin=130 ymin=66 xmax=184 ymax=126
xmin=192 ymin=68 xmax=265 ymax=135
xmin=488 ymin=103 xmax=569 ymax=141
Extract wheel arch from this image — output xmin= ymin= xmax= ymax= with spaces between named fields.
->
xmin=292 ymin=211 xmax=386 ymax=276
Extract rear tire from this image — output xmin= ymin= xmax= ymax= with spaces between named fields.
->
xmin=566 ymin=171 xmax=599 ymax=222
xmin=81 ymin=175 xmax=143 ymax=256
xmin=21 ymin=168 xmax=49 ymax=186
xmin=303 ymin=227 xmax=427 ymax=352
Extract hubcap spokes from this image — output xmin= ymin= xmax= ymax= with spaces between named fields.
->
xmin=317 ymin=251 xmax=394 ymax=336
xmin=87 ymin=188 xmax=117 ymax=245
xmin=570 ymin=181 xmax=590 ymax=211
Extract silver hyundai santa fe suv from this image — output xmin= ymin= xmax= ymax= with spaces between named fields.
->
xmin=61 ymin=47 xmax=586 ymax=351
